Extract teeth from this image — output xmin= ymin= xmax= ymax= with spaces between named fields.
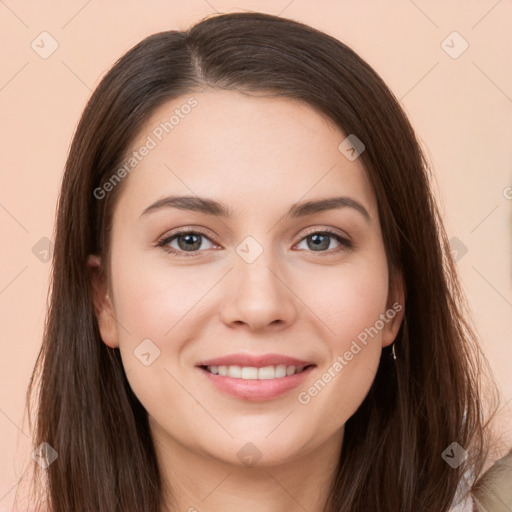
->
xmin=205 ymin=364 xmax=308 ymax=379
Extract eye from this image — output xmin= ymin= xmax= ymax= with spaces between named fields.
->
xmin=295 ymin=228 xmax=353 ymax=255
xmin=156 ymin=229 xmax=218 ymax=257
xmin=156 ymin=227 xmax=353 ymax=257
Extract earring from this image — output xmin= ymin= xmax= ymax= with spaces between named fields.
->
xmin=391 ymin=342 xmax=397 ymax=361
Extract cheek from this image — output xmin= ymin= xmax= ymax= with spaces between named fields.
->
xmin=301 ymin=254 xmax=389 ymax=347
xmin=108 ymin=250 xmax=207 ymax=414
xmin=293 ymin=255 xmax=388 ymax=421
xmin=110 ymin=249 xmax=213 ymax=340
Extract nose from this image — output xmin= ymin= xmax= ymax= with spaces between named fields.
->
xmin=220 ymin=251 xmax=298 ymax=332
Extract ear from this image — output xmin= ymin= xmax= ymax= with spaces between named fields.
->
xmin=381 ymin=270 xmax=406 ymax=348
xmin=87 ymin=254 xmax=119 ymax=349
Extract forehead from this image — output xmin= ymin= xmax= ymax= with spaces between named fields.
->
xmin=115 ymin=89 xmax=377 ymax=220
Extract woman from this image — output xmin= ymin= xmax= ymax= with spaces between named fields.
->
xmin=19 ymin=11 xmax=507 ymax=512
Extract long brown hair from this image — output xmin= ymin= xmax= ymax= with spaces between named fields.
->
xmin=19 ymin=11 xmax=499 ymax=512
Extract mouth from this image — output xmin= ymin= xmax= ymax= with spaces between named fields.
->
xmin=198 ymin=363 xmax=316 ymax=380
xmin=196 ymin=363 xmax=317 ymax=401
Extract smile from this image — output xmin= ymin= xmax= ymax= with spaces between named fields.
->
xmin=202 ymin=364 xmax=312 ymax=379
xmin=197 ymin=364 xmax=317 ymax=401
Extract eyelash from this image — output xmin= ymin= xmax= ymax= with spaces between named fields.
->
xmin=156 ymin=227 xmax=353 ymax=258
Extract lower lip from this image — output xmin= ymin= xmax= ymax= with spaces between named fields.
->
xmin=197 ymin=365 xmax=316 ymax=401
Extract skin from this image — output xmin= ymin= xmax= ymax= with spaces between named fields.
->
xmin=88 ymin=89 xmax=405 ymax=512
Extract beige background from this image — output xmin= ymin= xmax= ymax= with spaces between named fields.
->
xmin=1 ymin=0 xmax=511 ymax=508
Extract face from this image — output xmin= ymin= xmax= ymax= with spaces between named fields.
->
xmin=89 ymin=89 xmax=404 ymax=469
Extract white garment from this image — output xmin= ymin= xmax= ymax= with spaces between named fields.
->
xmin=448 ymin=411 xmax=475 ymax=511
xmin=450 ymin=492 xmax=474 ymax=511
xmin=450 ymin=470 xmax=475 ymax=511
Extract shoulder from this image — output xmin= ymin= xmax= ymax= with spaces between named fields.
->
xmin=470 ymin=448 xmax=512 ymax=511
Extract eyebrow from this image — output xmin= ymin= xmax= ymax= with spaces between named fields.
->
xmin=139 ymin=195 xmax=371 ymax=222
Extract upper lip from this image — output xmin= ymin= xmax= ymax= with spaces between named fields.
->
xmin=196 ymin=353 xmax=316 ymax=368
